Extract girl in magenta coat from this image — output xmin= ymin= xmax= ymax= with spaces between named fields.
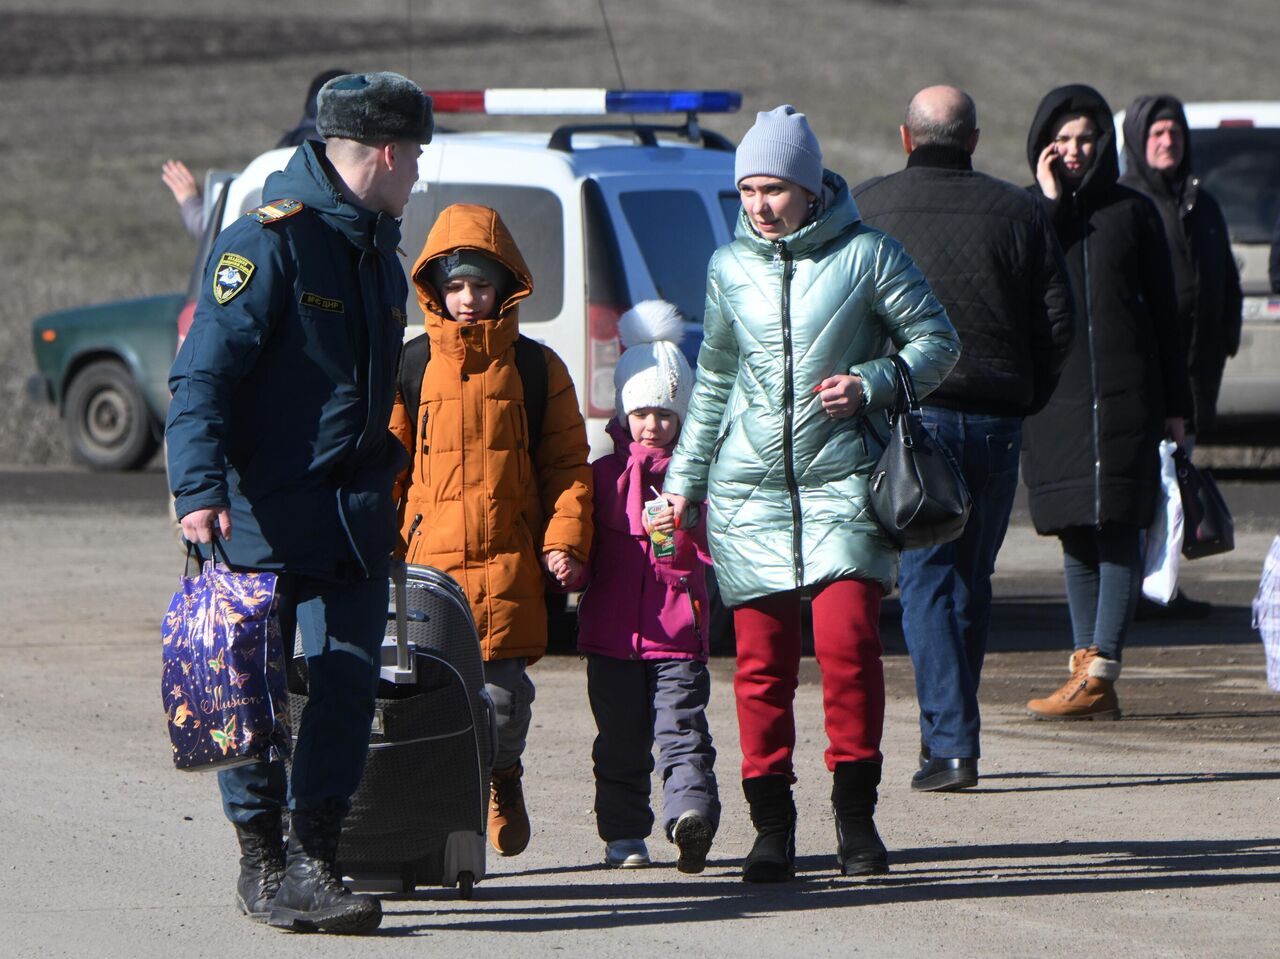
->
xmin=575 ymin=301 xmax=720 ymax=874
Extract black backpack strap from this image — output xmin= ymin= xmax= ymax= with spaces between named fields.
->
xmin=513 ymin=335 xmax=548 ymax=453
xmin=397 ymin=333 xmax=431 ymax=438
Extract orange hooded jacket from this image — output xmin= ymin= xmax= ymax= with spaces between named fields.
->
xmin=390 ymin=203 xmax=593 ymax=661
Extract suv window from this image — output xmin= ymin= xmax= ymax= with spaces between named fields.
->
xmin=1190 ymin=128 xmax=1280 ymax=244
xmin=618 ymin=190 xmax=721 ymax=323
xmin=401 ymin=184 xmax=565 ymax=322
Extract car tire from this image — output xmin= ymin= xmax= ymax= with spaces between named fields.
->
xmin=63 ymin=359 xmax=160 ymax=471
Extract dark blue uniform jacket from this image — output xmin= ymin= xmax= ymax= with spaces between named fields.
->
xmin=167 ymin=141 xmax=410 ymax=580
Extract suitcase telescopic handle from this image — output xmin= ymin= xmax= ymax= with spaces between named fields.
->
xmin=392 ymin=560 xmax=410 ymax=674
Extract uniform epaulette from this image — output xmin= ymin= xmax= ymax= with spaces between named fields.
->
xmin=247 ymin=199 xmax=305 ymax=224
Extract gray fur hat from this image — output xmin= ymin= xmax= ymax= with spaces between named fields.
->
xmin=316 ymin=72 xmax=434 ymax=143
xmin=734 ymin=104 xmax=823 ymax=197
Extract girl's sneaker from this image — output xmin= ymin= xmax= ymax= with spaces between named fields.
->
xmin=604 ymin=838 xmax=650 ymax=868
xmin=671 ymin=810 xmax=714 ymax=874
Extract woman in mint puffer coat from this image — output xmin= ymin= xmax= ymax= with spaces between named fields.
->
xmin=664 ymin=106 xmax=959 ymax=884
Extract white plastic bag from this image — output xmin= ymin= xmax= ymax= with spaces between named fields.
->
xmin=1251 ymin=535 xmax=1280 ymax=693
xmin=1142 ymin=439 xmax=1183 ymax=604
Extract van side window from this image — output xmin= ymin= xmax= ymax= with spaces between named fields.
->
xmin=619 ymin=190 xmax=719 ymax=325
xmin=400 ymin=185 xmax=565 ymax=324
xmin=719 ymin=192 xmax=741 ymax=233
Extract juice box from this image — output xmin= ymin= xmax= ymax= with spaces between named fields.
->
xmin=645 ymin=496 xmax=676 ymax=559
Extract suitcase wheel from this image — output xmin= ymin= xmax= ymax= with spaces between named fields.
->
xmin=457 ymin=870 xmax=475 ymax=899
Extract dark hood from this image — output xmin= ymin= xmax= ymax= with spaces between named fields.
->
xmin=1026 ymin=84 xmax=1119 ymax=198
xmin=1120 ymin=93 xmax=1191 ymax=200
xmin=262 ymin=140 xmax=402 ymax=257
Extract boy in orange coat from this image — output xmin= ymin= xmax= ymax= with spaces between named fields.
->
xmin=390 ymin=203 xmax=593 ymax=856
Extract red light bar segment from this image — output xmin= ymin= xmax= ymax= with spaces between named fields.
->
xmin=1218 ymin=118 xmax=1255 ymax=127
xmin=426 ymin=91 xmax=486 ymax=113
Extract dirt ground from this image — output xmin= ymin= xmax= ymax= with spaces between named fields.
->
xmin=4 ymin=0 xmax=1280 ymax=466
xmin=1 ymin=468 xmax=1278 ymax=957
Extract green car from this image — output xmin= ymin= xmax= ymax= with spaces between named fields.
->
xmin=28 ymin=292 xmax=184 ymax=471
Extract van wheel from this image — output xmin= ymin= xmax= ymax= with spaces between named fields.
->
xmin=64 ymin=360 xmax=159 ymax=471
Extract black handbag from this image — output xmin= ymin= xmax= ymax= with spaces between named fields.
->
xmin=1172 ymin=447 xmax=1234 ymax=559
xmin=866 ymin=354 xmax=971 ymax=550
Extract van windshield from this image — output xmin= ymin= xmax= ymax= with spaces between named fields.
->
xmin=618 ymin=190 xmax=720 ymax=324
xmin=1190 ymin=128 xmax=1280 ymax=244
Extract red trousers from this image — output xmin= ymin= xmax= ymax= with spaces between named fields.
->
xmin=733 ymin=578 xmax=885 ymax=780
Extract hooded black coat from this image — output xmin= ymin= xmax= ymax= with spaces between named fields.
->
xmin=1119 ymin=95 xmax=1242 ymax=436
xmin=1021 ymin=85 xmax=1192 ymax=536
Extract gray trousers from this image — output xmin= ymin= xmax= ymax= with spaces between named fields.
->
xmin=586 ymin=654 xmax=720 ymax=842
xmin=484 ymin=657 xmax=535 ymax=771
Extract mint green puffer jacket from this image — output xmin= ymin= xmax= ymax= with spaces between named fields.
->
xmin=665 ymin=171 xmax=960 ymax=607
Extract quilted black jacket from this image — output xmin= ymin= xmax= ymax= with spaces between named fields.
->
xmin=854 ymin=144 xmax=1074 ymax=417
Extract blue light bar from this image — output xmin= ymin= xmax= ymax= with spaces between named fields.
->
xmin=604 ymin=90 xmax=742 ymax=114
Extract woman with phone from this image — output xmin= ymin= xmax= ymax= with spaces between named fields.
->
xmin=1021 ymin=85 xmax=1192 ymax=721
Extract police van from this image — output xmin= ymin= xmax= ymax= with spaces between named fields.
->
xmin=194 ymin=88 xmax=743 ymax=454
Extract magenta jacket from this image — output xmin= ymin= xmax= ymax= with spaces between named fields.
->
xmin=576 ymin=419 xmax=711 ymax=662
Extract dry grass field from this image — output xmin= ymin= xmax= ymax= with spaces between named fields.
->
xmin=3 ymin=0 xmax=1278 ymax=465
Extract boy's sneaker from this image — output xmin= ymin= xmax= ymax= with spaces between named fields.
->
xmin=671 ymin=810 xmax=714 ymax=874
xmin=604 ymin=839 xmax=650 ymax=868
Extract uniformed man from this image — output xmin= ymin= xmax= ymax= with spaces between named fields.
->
xmin=166 ymin=71 xmax=432 ymax=934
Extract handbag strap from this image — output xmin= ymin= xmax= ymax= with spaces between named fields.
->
xmin=888 ymin=353 xmax=920 ymax=414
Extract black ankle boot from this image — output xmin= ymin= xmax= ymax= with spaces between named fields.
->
xmin=233 ymin=814 xmax=286 ymax=921
xmin=742 ymin=775 xmax=796 ymax=883
xmin=832 ymin=761 xmax=889 ymax=876
xmin=266 ymin=803 xmax=382 ymax=934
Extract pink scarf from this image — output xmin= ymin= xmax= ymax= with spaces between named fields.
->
xmin=605 ymin=418 xmax=673 ymax=537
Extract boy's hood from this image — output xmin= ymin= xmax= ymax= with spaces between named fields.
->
xmin=411 ymin=203 xmax=534 ymax=322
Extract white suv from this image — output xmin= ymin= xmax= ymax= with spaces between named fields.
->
xmin=214 ymin=89 xmax=743 ymax=454
xmin=1118 ymin=101 xmax=1280 ymax=428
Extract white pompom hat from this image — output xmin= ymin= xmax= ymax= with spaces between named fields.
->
xmin=614 ymin=300 xmax=694 ymax=423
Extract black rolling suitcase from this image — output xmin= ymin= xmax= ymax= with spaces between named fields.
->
xmin=289 ymin=562 xmax=494 ymax=897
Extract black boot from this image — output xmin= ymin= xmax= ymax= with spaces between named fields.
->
xmin=233 ymin=814 xmax=286 ymax=922
xmin=266 ymin=803 xmax=382 ymax=934
xmin=741 ymin=775 xmax=796 ymax=883
xmin=832 ymin=761 xmax=889 ymax=877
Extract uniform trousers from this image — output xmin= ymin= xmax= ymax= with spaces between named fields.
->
xmin=218 ymin=573 xmax=386 ymax=825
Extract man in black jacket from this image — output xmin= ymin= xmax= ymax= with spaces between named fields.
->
xmin=1120 ymin=95 xmax=1242 ymax=444
xmin=855 ymin=85 xmax=1074 ymax=792
xmin=1120 ymin=94 xmax=1242 ymax=622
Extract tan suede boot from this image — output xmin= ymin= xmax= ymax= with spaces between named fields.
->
xmin=1026 ymin=646 xmax=1121 ymax=720
xmin=488 ymin=761 xmax=531 ymax=856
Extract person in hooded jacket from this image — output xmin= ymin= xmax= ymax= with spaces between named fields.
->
xmin=167 ymin=72 xmax=433 ymax=934
xmin=1021 ymin=84 xmax=1193 ymax=722
xmin=663 ymin=105 xmax=960 ymax=883
xmin=389 ymin=202 xmax=593 ymax=861
xmin=1120 ymin=94 xmax=1242 ymax=622
xmin=1120 ymin=95 xmax=1242 ymax=445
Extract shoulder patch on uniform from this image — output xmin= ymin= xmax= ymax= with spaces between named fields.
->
xmin=246 ymin=199 xmax=304 ymax=224
xmin=213 ymin=253 xmax=255 ymax=305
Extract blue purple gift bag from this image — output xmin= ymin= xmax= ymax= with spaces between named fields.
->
xmin=161 ymin=544 xmax=291 ymax=771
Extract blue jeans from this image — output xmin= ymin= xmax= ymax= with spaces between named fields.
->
xmin=898 ymin=409 xmax=1022 ymax=760
xmin=218 ymin=574 xmax=387 ymax=825
xmin=586 ymin=655 xmax=720 ymax=842
xmin=1059 ymin=523 xmax=1141 ymax=662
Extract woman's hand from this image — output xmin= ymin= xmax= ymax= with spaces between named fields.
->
xmin=1035 ymin=144 xmax=1060 ymax=200
xmin=661 ymin=492 xmax=700 ymax=530
xmin=1165 ymin=417 xmax=1187 ymax=448
xmin=813 ymin=374 xmax=865 ymax=418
